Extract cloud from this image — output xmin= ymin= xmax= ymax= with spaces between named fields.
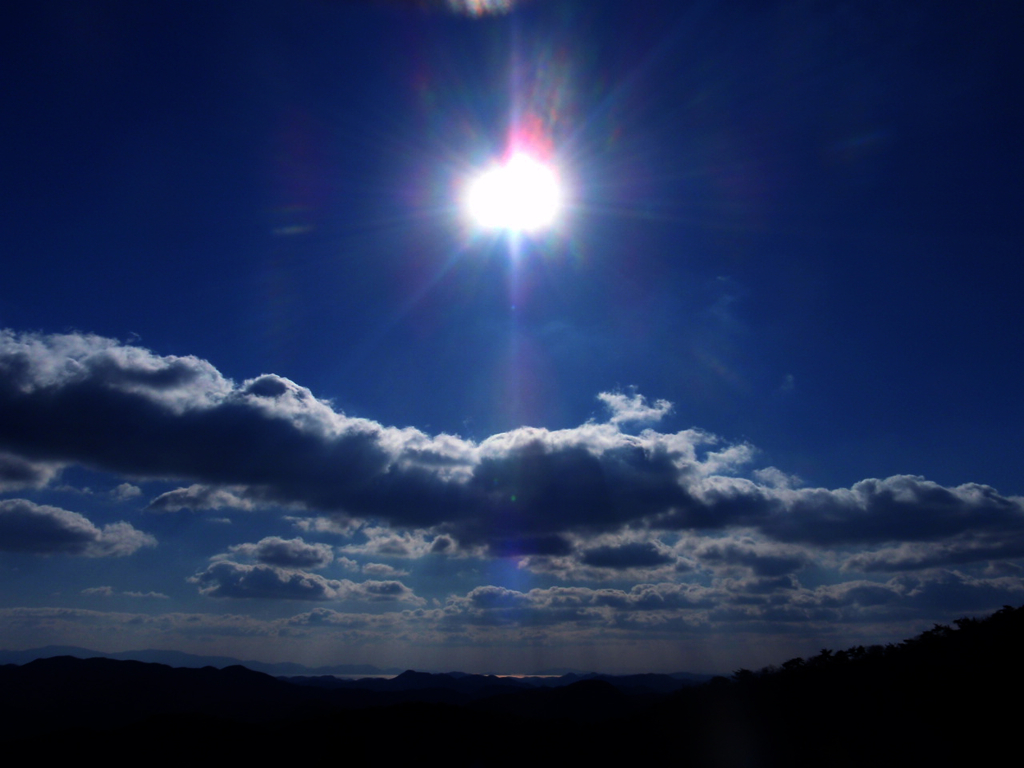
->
xmin=146 ymin=485 xmax=254 ymax=513
xmin=443 ymin=582 xmax=720 ymax=628
xmin=82 ymin=585 xmax=169 ymax=599
xmin=340 ymin=526 xmax=463 ymax=558
xmin=842 ymin=531 xmax=1024 ymax=572
xmin=0 ymin=452 xmax=60 ymax=492
xmin=81 ymin=586 xmax=115 ymax=597
xmin=597 ymin=391 xmax=673 ymax=425
xmin=761 ymin=476 xmax=1024 ymax=546
xmin=190 ymin=561 xmax=423 ymax=604
xmin=0 ymin=498 xmax=155 ymax=556
xmin=2 ymin=331 xmax=1023 ymax=561
xmin=361 ymin=562 xmax=410 ymax=578
xmin=752 ymin=467 xmax=800 ymax=490
xmin=0 ymin=606 xmax=280 ymax=642
xmin=287 ymin=515 xmax=360 ymax=537
xmin=661 ymin=474 xmax=1024 ymax=548
xmin=692 ymin=536 xmax=809 ymax=577
xmin=111 ymin=483 xmax=142 ymax=501
xmin=580 ymin=542 xmax=675 ymax=569
xmin=224 ymin=536 xmax=334 ymax=569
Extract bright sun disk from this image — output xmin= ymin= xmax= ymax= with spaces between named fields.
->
xmin=465 ymin=152 xmax=562 ymax=232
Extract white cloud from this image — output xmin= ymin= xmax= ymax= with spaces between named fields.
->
xmin=111 ymin=483 xmax=142 ymax=501
xmin=753 ymin=467 xmax=801 ymax=489
xmin=597 ymin=391 xmax=673 ymax=425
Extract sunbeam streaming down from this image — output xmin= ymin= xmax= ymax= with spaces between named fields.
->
xmin=464 ymin=152 xmax=562 ymax=232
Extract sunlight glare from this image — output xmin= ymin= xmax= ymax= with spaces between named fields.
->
xmin=465 ymin=152 xmax=562 ymax=233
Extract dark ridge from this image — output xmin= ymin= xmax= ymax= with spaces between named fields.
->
xmin=2 ymin=604 xmax=1022 ymax=765
xmin=0 ymin=645 xmax=399 ymax=676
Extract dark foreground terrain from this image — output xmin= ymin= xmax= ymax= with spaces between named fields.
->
xmin=3 ymin=604 xmax=1022 ymax=766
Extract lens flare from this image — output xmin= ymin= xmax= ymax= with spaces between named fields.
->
xmin=465 ymin=152 xmax=562 ymax=232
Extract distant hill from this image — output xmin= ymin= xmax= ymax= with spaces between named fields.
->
xmin=0 ymin=644 xmax=716 ymax=683
xmin=0 ymin=645 xmax=401 ymax=677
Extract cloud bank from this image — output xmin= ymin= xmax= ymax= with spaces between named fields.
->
xmin=3 ymin=329 xmax=1024 ymax=666
xmin=1 ymin=330 xmax=1021 ymax=567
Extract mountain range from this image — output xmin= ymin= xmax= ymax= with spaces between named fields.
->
xmin=3 ymin=604 xmax=1022 ymax=766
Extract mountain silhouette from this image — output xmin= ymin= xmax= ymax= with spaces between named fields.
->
xmin=3 ymin=604 xmax=1022 ymax=765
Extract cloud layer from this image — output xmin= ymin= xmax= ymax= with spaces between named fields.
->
xmin=3 ymin=329 xmax=1024 ymax=667
xmin=2 ymin=330 xmax=1021 ymax=566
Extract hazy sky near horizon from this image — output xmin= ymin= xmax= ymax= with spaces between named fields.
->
xmin=1 ymin=0 xmax=1022 ymax=674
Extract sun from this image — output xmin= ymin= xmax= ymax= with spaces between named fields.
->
xmin=464 ymin=152 xmax=563 ymax=233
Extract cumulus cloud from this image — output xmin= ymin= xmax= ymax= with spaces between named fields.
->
xmin=692 ymin=536 xmax=809 ymax=577
xmin=842 ymin=531 xmax=1024 ymax=573
xmin=0 ymin=498 xmax=155 ymax=557
xmin=2 ymin=330 xmax=1023 ymax=563
xmin=0 ymin=452 xmax=60 ymax=492
xmin=341 ymin=526 xmax=459 ymax=558
xmin=580 ymin=541 xmax=675 ymax=569
xmin=111 ymin=483 xmax=142 ymax=501
xmin=762 ymin=476 xmax=1024 ymax=546
xmin=190 ymin=561 xmax=423 ymax=604
xmin=287 ymin=515 xmax=361 ymax=537
xmin=224 ymin=536 xmax=334 ymax=569
xmin=336 ymin=556 xmax=360 ymax=571
xmin=597 ymin=391 xmax=672 ymax=425
xmin=361 ymin=562 xmax=410 ymax=578
xmin=752 ymin=467 xmax=801 ymax=490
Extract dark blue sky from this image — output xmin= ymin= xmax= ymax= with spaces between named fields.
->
xmin=1 ymin=0 xmax=1022 ymax=673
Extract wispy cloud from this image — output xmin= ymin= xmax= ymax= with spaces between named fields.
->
xmin=146 ymin=485 xmax=255 ymax=513
xmin=82 ymin=586 xmax=169 ymax=599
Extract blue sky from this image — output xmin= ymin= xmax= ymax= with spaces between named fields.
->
xmin=1 ymin=0 xmax=1022 ymax=674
